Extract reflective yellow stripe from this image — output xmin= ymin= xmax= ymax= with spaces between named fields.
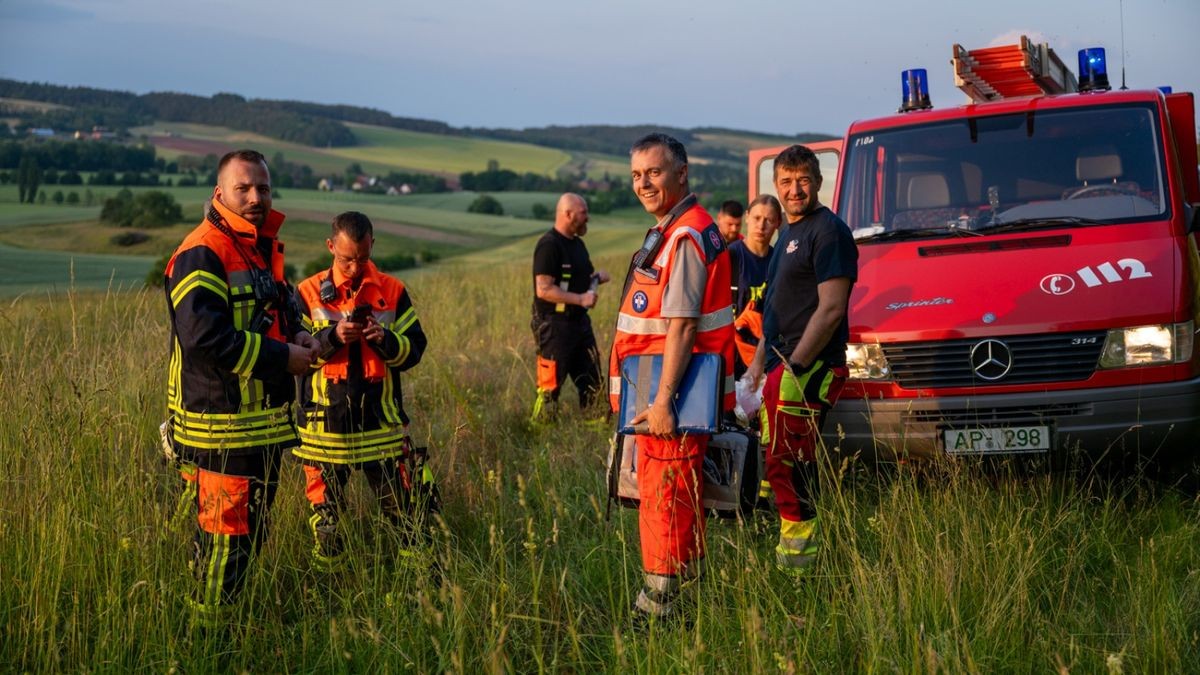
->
xmin=295 ymin=426 xmax=409 ymax=463
xmin=379 ymin=371 xmax=403 ymax=424
xmin=386 ymin=335 xmax=410 ymax=366
xmin=232 ymin=332 xmax=261 ymax=376
xmin=171 ymin=270 xmax=228 ymax=308
xmin=172 ymin=424 xmax=297 ymax=451
xmin=615 ymin=306 xmax=733 ymax=336
xmin=169 ymin=405 xmax=296 ymax=450
xmin=391 ymin=307 xmax=417 ymax=334
xmin=172 ymin=405 xmax=291 ymax=426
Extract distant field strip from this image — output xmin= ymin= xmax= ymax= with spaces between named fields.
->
xmin=284 ymin=209 xmax=478 ymax=246
xmin=137 ymin=121 xmax=573 ymax=177
xmin=0 ymin=242 xmax=152 ymax=296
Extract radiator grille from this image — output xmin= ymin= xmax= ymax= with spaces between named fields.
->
xmin=882 ymin=331 xmax=1106 ymax=389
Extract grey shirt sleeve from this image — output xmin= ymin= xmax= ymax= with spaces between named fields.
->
xmin=661 ymin=237 xmax=706 ymax=318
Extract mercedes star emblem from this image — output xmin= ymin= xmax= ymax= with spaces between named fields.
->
xmin=969 ymin=339 xmax=1013 ymax=381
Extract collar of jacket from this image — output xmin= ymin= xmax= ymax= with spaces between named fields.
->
xmin=211 ymin=198 xmax=286 ymax=241
xmin=653 ymin=193 xmax=699 ymax=232
xmin=332 ymin=260 xmax=383 ymax=296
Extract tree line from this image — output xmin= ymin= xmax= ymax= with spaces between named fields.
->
xmin=1 ymin=78 xmax=834 ymax=164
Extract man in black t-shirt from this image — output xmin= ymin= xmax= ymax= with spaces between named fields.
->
xmin=746 ymin=145 xmax=858 ymax=574
xmin=531 ymin=193 xmax=611 ymax=420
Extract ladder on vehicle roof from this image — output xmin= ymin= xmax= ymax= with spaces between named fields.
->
xmin=952 ymin=35 xmax=1078 ymax=102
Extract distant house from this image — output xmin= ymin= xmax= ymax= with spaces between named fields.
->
xmin=90 ymin=126 xmax=115 ymax=140
xmin=577 ymin=178 xmax=612 ymax=192
xmin=29 ymin=128 xmax=55 ymax=137
xmin=317 ymin=178 xmax=335 ymax=191
xmin=350 ymin=174 xmax=377 ymax=191
xmin=386 ymin=184 xmax=413 ymax=196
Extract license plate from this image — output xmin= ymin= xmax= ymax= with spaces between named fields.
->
xmin=943 ymin=426 xmax=1051 ymax=454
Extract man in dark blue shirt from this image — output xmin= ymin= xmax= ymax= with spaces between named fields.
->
xmin=746 ymin=144 xmax=858 ymax=574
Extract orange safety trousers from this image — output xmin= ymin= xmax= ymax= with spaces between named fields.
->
xmin=761 ymin=362 xmax=847 ymax=523
xmin=189 ymin=448 xmax=281 ymax=614
xmin=636 ymin=434 xmax=709 ymax=575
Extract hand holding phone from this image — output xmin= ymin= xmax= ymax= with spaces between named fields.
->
xmin=349 ymin=303 xmax=373 ymax=324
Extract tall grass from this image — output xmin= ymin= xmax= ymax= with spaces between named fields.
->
xmin=1 ymin=260 xmax=1197 ymax=672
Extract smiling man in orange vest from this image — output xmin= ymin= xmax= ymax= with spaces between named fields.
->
xmin=610 ymin=133 xmax=735 ymax=622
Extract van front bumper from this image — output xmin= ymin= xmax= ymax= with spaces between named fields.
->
xmin=823 ymin=377 xmax=1200 ymax=463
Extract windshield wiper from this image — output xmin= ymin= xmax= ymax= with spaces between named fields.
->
xmin=972 ymin=216 xmax=1105 ymax=234
xmin=856 ymin=224 xmax=981 ymax=243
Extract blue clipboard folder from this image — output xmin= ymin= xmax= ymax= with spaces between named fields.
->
xmin=617 ymin=353 xmax=722 ymax=435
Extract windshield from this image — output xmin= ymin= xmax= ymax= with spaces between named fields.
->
xmin=838 ymin=104 xmax=1167 ymax=241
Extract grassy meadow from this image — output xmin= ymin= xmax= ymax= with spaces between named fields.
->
xmin=2 ymin=255 xmax=1198 ymax=672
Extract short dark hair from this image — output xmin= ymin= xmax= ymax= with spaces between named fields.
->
xmin=719 ymin=200 xmax=744 ymax=218
xmin=748 ymin=194 xmax=783 ymax=221
xmin=630 ymin=133 xmax=688 ymax=169
xmin=773 ymin=144 xmax=821 ymax=180
xmin=331 ymin=211 xmax=374 ymax=242
xmin=217 ymin=149 xmax=267 ymax=175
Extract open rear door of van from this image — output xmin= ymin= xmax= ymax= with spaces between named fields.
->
xmin=748 ymin=139 xmax=844 ymax=211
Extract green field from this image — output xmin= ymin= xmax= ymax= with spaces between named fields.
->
xmin=0 ymin=182 xmax=650 ymax=294
xmin=2 ymin=261 xmax=1197 ymax=672
xmin=133 ymin=121 xmax=575 ymax=177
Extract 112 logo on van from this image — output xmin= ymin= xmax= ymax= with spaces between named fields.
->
xmin=1040 ymin=258 xmax=1152 ymax=296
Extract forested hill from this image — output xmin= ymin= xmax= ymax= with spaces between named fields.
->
xmin=0 ymin=79 xmax=832 ymax=159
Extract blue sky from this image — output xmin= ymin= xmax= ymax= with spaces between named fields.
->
xmin=0 ymin=0 xmax=1196 ymax=136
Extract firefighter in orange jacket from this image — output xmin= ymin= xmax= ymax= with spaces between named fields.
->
xmin=293 ymin=211 xmax=432 ymax=569
xmin=164 ymin=149 xmax=319 ymax=626
xmin=611 ymin=134 xmax=735 ymax=621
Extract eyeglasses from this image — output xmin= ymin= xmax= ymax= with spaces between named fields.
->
xmin=334 ymin=254 xmax=370 ymax=266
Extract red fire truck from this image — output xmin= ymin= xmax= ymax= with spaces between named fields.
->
xmin=748 ymin=37 xmax=1200 ymax=467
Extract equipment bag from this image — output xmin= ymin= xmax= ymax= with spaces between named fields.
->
xmin=606 ymin=428 xmax=760 ymax=519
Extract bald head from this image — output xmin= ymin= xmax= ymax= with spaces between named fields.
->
xmin=554 ymin=192 xmax=589 ymax=238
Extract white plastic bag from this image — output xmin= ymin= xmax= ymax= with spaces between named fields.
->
xmin=733 ymin=374 xmax=764 ymax=425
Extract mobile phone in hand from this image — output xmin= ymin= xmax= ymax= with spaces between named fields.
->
xmin=349 ymin=303 xmax=373 ymax=324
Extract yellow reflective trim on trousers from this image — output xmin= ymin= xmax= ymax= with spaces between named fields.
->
xmin=780 ymin=361 xmax=834 ymax=409
xmin=171 ymin=270 xmax=229 ymax=308
xmin=202 ymin=532 xmax=229 ymax=608
xmin=777 ymin=517 xmax=819 ymax=568
xmin=385 ymin=334 xmax=410 ymax=366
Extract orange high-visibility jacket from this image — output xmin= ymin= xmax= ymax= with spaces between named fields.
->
xmin=293 ymin=261 xmax=426 ymax=464
xmin=164 ymin=200 xmax=299 ymax=456
xmin=608 ymin=197 xmax=736 ymax=414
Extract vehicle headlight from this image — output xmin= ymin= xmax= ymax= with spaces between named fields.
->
xmin=1098 ymin=321 xmax=1193 ymax=368
xmin=845 ymin=343 xmax=891 ymax=380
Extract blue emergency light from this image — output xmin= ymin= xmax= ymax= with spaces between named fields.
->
xmin=899 ymin=68 xmax=932 ymax=112
xmin=1077 ymin=47 xmax=1110 ymax=92
xmin=1158 ymin=86 xmax=1173 ymax=94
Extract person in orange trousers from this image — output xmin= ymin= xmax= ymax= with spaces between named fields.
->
xmin=610 ymin=133 xmax=735 ymax=621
